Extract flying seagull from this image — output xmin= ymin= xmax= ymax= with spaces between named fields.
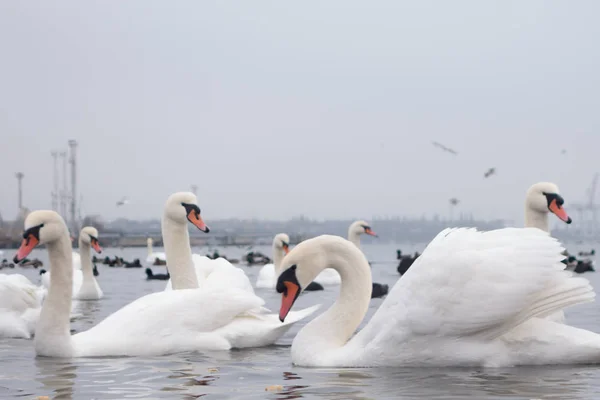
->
xmin=484 ymin=168 xmax=496 ymax=178
xmin=116 ymin=197 xmax=130 ymax=207
xmin=431 ymin=141 xmax=458 ymax=155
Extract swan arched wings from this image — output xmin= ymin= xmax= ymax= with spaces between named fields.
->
xmin=352 ymin=227 xmax=593 ymax=353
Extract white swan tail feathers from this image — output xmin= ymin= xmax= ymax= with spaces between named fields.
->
xmin=215 ymin=304 xmax=321 ymax=349
xmin=280 ymin=304 xmax=321 ymax=325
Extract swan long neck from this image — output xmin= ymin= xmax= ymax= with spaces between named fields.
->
xmin=161 ymin=217 xmax=198 ymax=290
xmin=293 ymin=243 xmax=372 ymax=357
xmin=79 ymin=237 xmax=94 ymax=282
xmin=525 ymin=206 xmax=550 ymax=233
xmin=347 ymin=228 xmax=361 ymax=248
xmin=147 ymin=239 xmax=152 ymax=256
xmin=35 ymin=233 xmax=73 ymax=354
xmin=273 ymin=244 xmax=285 ymax=275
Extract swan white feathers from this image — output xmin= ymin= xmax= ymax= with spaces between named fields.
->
xmin=277 ymin=228 xmax=600 ymax=367
xmin=0 ymin=274 xmax=44 ymax=338
xmin=72 ymin=286 xmax=317 ymax=356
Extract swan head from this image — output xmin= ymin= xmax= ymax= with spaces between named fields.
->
xmin=80 ymin=226 xmax=102 ymax=254
xmin=164 ymin=192 xmax=210 ymax=232
xmin=277 ymin=235 xmax=360 ymax=322
xmin=273 ymin=233 xmax=290 ymax=254
xmin=348 ymin=220 xmax=377 ymax=237
xmin=13 ymin=210 xmax=69 ymax=263
xmin=526 ymin=182 xmax=572 ymax=224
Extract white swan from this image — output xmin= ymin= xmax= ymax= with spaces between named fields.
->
xmin=73 ymin=226 xmax=103 ymax=300
xmin=255 ymin=234 xmax=290 ymax=289
xmin=524 ymin=182 xmax=573 ymax=324
xmin=276 ymin=228 xmax=600 ymax=367
xmin=0 ymin=273 xmax=44 ymax=338
xmin=40 ymin=227 xmax=103 ymax=300
xmin=146 ymin=237 xmax=166 ymax=265
xmin=160 ymin=192 xmax=254 ymax=294
xmin=13 ymin=209 xmax=319 ymax=357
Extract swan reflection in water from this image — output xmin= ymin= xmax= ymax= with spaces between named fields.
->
xmin=268 ymin=366 xmax=597 ymax=400
xmin=35 ymin=358 xmax=76 ymax=400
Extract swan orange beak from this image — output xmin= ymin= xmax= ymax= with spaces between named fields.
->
xmin=91 ymin=238 xmax=103 ymax=254
xmin=283 ymin=244 xmax=290 ymax=254
xmin=187 ymin=211 xmax=210 ymax=232
xmin=365 ymin=227 xmax=378 ymax=237
xmin=14 ymin=234 xmax=39 ymax=263
xmin=279 ymin=281 xmax=300 ymax=322
xmin=549 ymin=199 xmax=572 ymax=224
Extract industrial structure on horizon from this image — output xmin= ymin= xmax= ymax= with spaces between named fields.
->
xmin=0 ymin=140 xmax=79 ymax=244
xmin=567 ymin=173 xmax=600 ymax=238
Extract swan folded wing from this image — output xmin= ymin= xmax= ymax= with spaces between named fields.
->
xmin=0 ymin=280 xmax=41 ymax=312
xmin=192 ymin=255 xmax=255 ymax=294
xmin=212 ymin=304 xmax=321 ymax=349
xmin=205 ymin=266 xmax=255 ymax=294
xmin=354 ymin=227 xmax=595 ymax=351
xmin=0 ymin=274 xmax=34 ymax=287
xmin=72 ymin=287 xmax=266 ymax=356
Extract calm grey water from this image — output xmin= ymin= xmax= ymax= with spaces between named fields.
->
xmin=1 ymin=241 xmax=600 ymax=399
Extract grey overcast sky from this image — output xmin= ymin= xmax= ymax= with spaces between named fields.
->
xmin=0 ymin=1 xmax=599 ymax=223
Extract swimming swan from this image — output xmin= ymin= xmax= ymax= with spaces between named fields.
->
xmin=277 ymin=228 xmax=600 ymax=367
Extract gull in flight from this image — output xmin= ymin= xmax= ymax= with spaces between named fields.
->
xmin=431 ymin=141 xmax=458 ymax=155
xmin=116 ymin=197 xmax=130 ymax=207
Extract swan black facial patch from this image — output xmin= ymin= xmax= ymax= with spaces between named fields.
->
xmin=22 ymin=224 xmax=43 ymax=240
xmin=277 ymin=265 xmax=301 ymax=294
xmin=542 ymin=192 xmax=564 ymax=207
xmin=181 ymin=202 xmax=201 ymax=217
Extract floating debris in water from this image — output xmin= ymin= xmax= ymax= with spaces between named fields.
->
xmin=265 ymin=385 xmax=283 ymax=391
